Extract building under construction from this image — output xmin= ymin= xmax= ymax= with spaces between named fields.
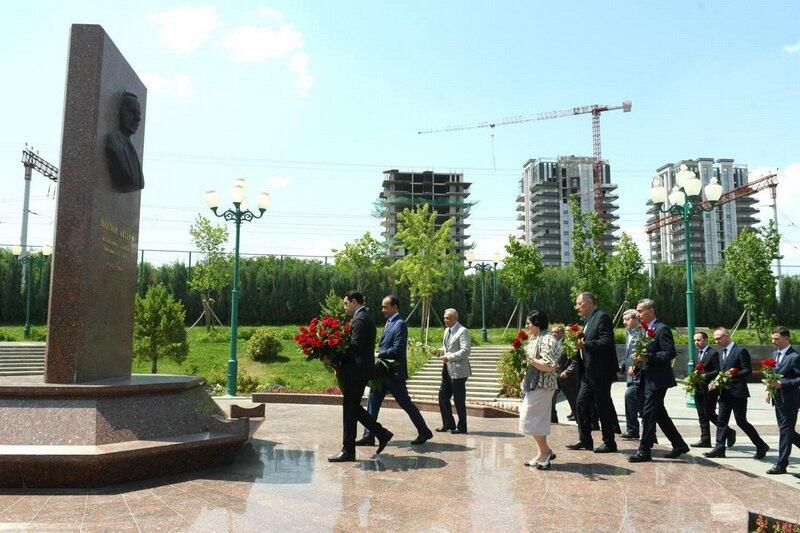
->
xmin=517 ymin=156 xmax=619 ymax=266
xmin=647 ymin=158 xmax=758 ymax=266
xmin=379 ymin=169 xmax=473 ymax=259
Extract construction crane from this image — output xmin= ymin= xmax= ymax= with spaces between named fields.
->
xmin=418 ymin=101 xmax=632 ymax=212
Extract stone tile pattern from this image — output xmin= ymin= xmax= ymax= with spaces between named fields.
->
xmin=46 ymin=24 xmax=147 ymax=383
xmin=1 ymin=403 xmax=797 ymax=531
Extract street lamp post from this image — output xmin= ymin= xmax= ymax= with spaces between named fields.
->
xmin=467 ymin=252 xmax=498 ymax=342
xmin=650 ymin=164 xmax=723 ymax=406
xmin=205 ymin=179 xmax=270 ymax=397
xmin=11 ymin=244 xmax=52 ymax=339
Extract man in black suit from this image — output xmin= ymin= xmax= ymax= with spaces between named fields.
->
xmin=704 ymin=327 xmax=769 ymax=460
xmin=356 ymin=295 xmax=432 ymax=446
xmin=629 ymin=299 xmax=689 ymax=462
xmin=765 ymin=326 xmax=800 ymax=475
xmin=551 ymin=324 xmax=577 ymax=423
xmin=328 ymin=291 xmax=393 ymax=462
xmin=566 ymin=292 xmax=619 ymax=453
xmin=691 ymin=332 xmax=735 ymax=448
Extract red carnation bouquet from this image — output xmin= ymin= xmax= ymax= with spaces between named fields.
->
xmin=294 ymin=316 xmax=350 ymax=370
xmin=709 ymin=367 xmax=740 ymax=392
xmin=562 ymin=323 xmax=584 ymax=360
xmin=760 ymin=358 xmax=783 ymax=401
xmin=683 ymin=362 xmax=707 ymax=395
xmin=630 ymin=327 xmax=656 ymax=369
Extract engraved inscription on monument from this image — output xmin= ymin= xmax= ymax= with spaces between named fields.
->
xmin=99 ymin=214 xmax=137 ymax=272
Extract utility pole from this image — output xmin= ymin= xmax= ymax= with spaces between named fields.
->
xmin=770 ymin=181 xmax=782 ymax=301
xmin=19 ymin=146 xmax=59 ymax=261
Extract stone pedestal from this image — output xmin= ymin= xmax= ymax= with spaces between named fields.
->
xmin=0 ymin=375 xmax=249 ymax=487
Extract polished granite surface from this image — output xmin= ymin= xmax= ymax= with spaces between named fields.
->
xmin=1 ymin=403 xmax=798 ymax=532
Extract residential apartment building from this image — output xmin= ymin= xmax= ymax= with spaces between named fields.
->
xmin=517 ymin=156 xmax=619 ymax=266
xmin=647 ymin=158 xmax=758 ymax=266
xmin=379 ymin=169 xmax=473 ymax=259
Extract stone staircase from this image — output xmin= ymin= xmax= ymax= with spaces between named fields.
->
xmin=407 ymin=345 xmax=506 ymax=401
xmin=0 ymin=342 xmax=46 ymax=377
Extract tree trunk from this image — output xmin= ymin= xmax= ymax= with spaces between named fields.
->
xmin=517 ymin=300 xmax=524 ymax=330
xmin=421 ymin=296 xmax=431 ymax=347
xmin=151 ymin=354 xmax=158 ymax=374
xmin=202 ymin=295 xmax=213 ymax=332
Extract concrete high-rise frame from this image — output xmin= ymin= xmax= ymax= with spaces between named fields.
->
xmin=517 ymin=156 xmax=619 ymax=266
xmin=647 ymin=158 xmax=758 ymax=267
xmin=379 ymin=169 xmax=473 ymax=259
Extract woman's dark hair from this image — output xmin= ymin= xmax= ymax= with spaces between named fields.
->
xmin=526 ymin=310 xmax=549 ymax=331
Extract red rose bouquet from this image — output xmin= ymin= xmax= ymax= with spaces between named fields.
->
xmin=683 ymin=362 xmax=707 ymax=395
xmin=562 ymin=323 xmax=584 ymax=360
xmin=497 ymin=331 xmax=530 ymax=397
xmin=294 ymin=316 xmax=350 ymax=369
xmin=709 ymin=367 xmax=740 ymax=392
xmin=760 ymin=358 xmax=783 ymax=401
xmin=630 ymin=327 xmax=656 ymax=369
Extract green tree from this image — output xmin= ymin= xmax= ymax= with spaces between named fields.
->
xmin=134 ymin=284 xmax=189 ymax=373
xmin=498 ymin=235 xmax=544 ymax=328
xmin=392 ymin=204 xmax=457 ymax=345
xmin=332 ymin=232 xmax=387 ymax=292
xmin=608 ymin=232 xmax=647 ymax=314
xmin=723 ymin=221 xmax=781 ymax=342
xmin=319 ymin=288 xmax=348 ymax=321
xmin=568 ymin=196 xmax=612 ymax=310
xmin=188 ymin=215 xmax=231 ymax=331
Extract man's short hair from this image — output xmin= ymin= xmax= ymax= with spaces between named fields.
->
xmin=715 ymin=327 xmax=730 ymax=337
xmin=695 ymin=331 xmax=708 ymax=340
xmin=622 ymin=309 xmax=638 ymax=320
xmin=637 ymin=298 xmax=655 ymax=310
xmin=578 ymin=292 xmax=596 ymax=305
xmin=384 ymin=294 xmax=400 ymax=308
xmin=774 ymin=325 xmax=791 ymax=339
xmin=444 ymin=308 xmax=458 ymax=319
xmin=344 ymin=290 xmax=364 ymax=304
xmin=551 ymin=324 xmax=565 ymax=332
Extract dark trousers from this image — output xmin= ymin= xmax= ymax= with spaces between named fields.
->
xmin=774 ymin=402 xmax=800 ymax=467
xmin=694 ymin=391 xmax=721 ymax=442
xmin=550 ymin=378 xmax=578 ymax=421
xmin=363 ymin=375 xmax=430 ymax=438
xmin=640 ymin=386 xmax=687 ymax=451
xmin=341 ymin=378 xmax=384 ymax=452
xmin=715 ymin=395 xmax=766 ymax=451
xmin=624 ymin=382 xmax=644 ymax=435
xmin=576 ymin=378 xmax=616 ymax=445
xmin=439 ymin=365 xmax=467 ymax=431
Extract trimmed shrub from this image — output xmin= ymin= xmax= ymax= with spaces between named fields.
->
xmin=247 ymin=328 xmax=283 ymax=362
xmin=236 ymin=372 xmax=262 ymax=394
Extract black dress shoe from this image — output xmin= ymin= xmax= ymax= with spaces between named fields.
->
xmin=410 ymin=430 xmax=433 ymax=445
xmin=376 ymin=430 xmax=393 ymax=454
xmin=566 ymin=441 xmax=593 ymax=450
xmin=704 ymin=448 xmax=726 ymax=458
xmin=328 ymin=451 xmax=356 ymax=462
xmin=754 ymin=444 xmax=770 ymax=460
xmin=628 ymin=451 xmax=652 ymax=463
xmin=691 ymin=440 xmax=712 ymax=448
xmin=726 ymin=429 xmax=736 ymax=448
xmin=591 ymin=423 xmax=601 ymax=431
xmin=435 ymin=426 xmax=455 ymax=432
xmin=620 ymin=432 xmax=640 ymax=440
xmin=766 ymin=464 xmax=787 ymax=475
xmin=594 ymin=442 xmax=618 ymax=453
xmin=664 ymin=445 xmax=690 ymax=459
xmin=450 ymin=428 xmax=468 ymax=434
xmin=613 ymin=427 xmax=622 ymax=435
xmin=354 ymin=436 xmax=375 ymax=446
xmin=567 ymin=414 xmax=576 ymax=421
xmin=551 ymin=418 xmax=559 ymax=424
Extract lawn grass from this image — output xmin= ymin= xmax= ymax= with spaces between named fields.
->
xmin=0 ymin=323 xmax=782 ymax=393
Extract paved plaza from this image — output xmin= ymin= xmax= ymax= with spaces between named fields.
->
xmin=0 ymin=388 xmax=798 ymax=532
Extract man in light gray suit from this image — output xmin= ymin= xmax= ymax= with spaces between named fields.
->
xmin=437 ymin=308 xmax=472 ymax=434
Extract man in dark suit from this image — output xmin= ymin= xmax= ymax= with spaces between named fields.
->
xmin=629 ymin=299 xmax=689 ymax=462
xmin=551 ymin=324 xmax=577 ymax=423
xmin=566 ymin=292 xmax=619 ymax=453
xmin=691 ymin=332 xmax=735 ymax=448
xmin=328 ymin=291 xmax=393 ymax=462
xmin=704 ymin=327 xmax=769 ymax=460
xmin=356 ymin=295 xmax=433 ymax=446
xmin=765 ymin=326 xmax=800 ymax=475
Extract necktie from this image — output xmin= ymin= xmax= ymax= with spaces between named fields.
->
xmin=444 ymin=328 xmax=451 ymax=345
xmin=721 ymin=347 xmax=727 ymax=366
xmin=777 ymin=350 xmax=783 ymax=366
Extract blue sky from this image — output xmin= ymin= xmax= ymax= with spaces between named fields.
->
xmin=1 ymin=1 xmax=799 ymax=272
